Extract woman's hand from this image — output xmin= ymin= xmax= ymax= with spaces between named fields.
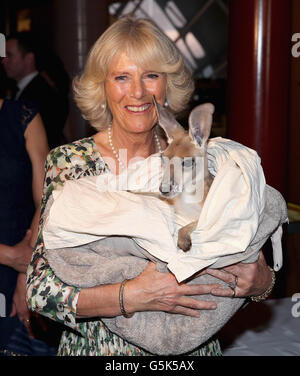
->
xmin=77 ymin=254 xmax=271 ymax=319
xmin=10 ymin=273 xmax=34 ymax=338
xmin=12 ymin=230 xmax=33 ymax=272
xmin=125 ymin=262 xmax=220 ymax=317
xmin=204 ymin=251 xmax=273 ymax=298
xmin=0 ymin=230 xmax=33 ymax=273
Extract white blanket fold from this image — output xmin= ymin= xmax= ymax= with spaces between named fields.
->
xmin=44 ymin=138 xmax=283 ymax=281
xmin=43 ymin=137 xmax=288 ymax=355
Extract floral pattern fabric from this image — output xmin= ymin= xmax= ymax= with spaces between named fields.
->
xmin=26 ymin=137 xmax=222 ymax=356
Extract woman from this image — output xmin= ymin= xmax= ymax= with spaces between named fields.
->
xmin=0 ymin=97 xmax=49 ymax=355
xmin=26 ymin=16 xmax=274 ymax=356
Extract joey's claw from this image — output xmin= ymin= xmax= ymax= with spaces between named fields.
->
xmin=177 ymin=230 xmax=192 ymax=252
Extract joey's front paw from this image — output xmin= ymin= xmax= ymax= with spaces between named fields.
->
xmin=177 ymin=228 xmax=192 ymax=252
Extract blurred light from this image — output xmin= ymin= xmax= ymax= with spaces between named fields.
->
xmin=185 ymin=32 xmax=205 ymax=59
xmin=165 ymin=1 xmax=186 ymax=28
xmin=17 ymin=9 xmax=31 ymax=32
xmin=202 ymin=65 xmax=213 ymax=78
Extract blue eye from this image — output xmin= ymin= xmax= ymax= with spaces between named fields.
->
xmin=115 ymin=75 xmax=127 ymax=81
xmin=146 ymin=73 xmax=159 ymax=79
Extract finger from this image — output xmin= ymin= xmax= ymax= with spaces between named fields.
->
xmin=35 ymin=315 xmax=48 ymax=332
xmin=211 ymin=286 xmax=238 ymax=298
xmin=18 ymin=310 xmax=28 ymax=322
xmin=177 ymin=296 xmax=217 ymax=310
xmin=25 ymin=229 xmax=32 ymax=238
xmin=9 ymin=302 xmax=17 ymax=317
xmin=180 ymin=283 xmax=222 ymax=296
xmin=205 ymin=268 xmax=235 ymax=283
xmin=190 ymin=268 xmax=208 ymax=278
xmin=173 ymin=307 xmax=201 ymax=317
xmin=258 ymin=250 xmax=265 ymax=261
xmin=144 ymin=261 xmax=156 ymax=272
xmin=222 ymin=264 xmax=245 ymax=276
xmin=21 ymin=229 xmax=32 ymax=245
xmin=23 ymin=318 xmax=34 ymax=338
xmin=172 ymin=300 xmax=217 ymax=317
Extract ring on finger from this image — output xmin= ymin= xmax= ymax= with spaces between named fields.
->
xmin=229 ymin=286 xmax=236 ymax=299
xmin=228 ymin=275 xmax=238 ymax=290
xmin=230 ymin=287 xmax=236 ymax=298
xmin=228 ymin=281 xmax=237 ymax=298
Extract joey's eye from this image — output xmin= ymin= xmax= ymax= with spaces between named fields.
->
xmin=182 ymin=157 xmax=194 ymax=168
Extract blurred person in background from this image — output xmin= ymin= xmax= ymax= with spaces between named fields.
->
xmin=1 ymin=32 xmax=69 ymax=149
xmin=0 ymin=52 xmax=61 ymax=354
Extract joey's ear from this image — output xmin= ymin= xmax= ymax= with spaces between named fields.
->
xmin=153 ymin=96 xmax=184 ymax=143
xmin=188 ymin=103 xmax=214 ymax=147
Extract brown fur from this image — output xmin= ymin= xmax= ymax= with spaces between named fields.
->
xmin=154 ymin=97 xmax=214 ymax=251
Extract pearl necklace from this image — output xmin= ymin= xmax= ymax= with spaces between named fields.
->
xmin=107 ymin=124 xmax=162 ymax=170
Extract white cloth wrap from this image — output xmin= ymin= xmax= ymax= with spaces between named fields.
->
xmin=43 ymin=138 xmax=278 ymax=281
xmin=42 ymin=137 xmax=288 ymax=355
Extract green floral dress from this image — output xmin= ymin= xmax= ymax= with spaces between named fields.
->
xmin=26 ymin=137 xmax=222 ymax=356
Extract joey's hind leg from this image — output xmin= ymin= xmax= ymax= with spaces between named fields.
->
xmin=177 ymin=221 xmax=198 ymax=252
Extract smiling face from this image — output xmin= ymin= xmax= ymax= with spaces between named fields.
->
xmin=105 ymin=52 xmax=167 ymax=135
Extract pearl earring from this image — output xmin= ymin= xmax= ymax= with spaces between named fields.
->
xmin=101 ymin=103 xmax=105 ymax=109
xmin=164 ymin=100 xmax=168 ymax=108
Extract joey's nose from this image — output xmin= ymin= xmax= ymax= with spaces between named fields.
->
xmin=159 ymin=182 xmax=171 ymax=194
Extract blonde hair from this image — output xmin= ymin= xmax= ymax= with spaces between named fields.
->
xmin=73 ymin=16 xmax=195 ymax=131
